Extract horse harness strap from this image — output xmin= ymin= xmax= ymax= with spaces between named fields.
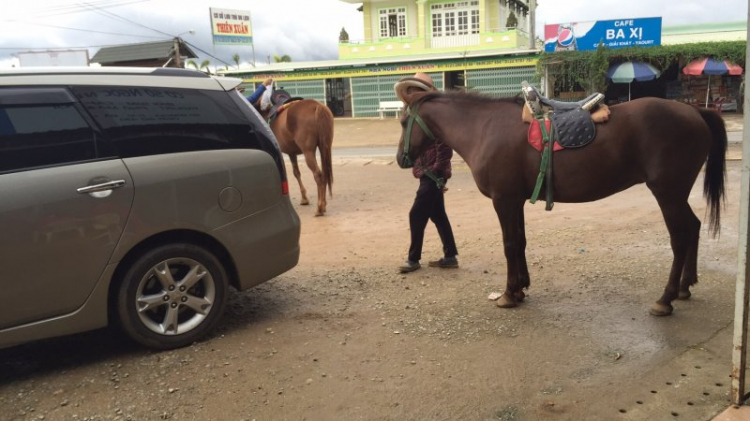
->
xmin=267 ymin=97 xmax=304 ymax=125
xmin=404 ymin=103 xmax=445 ymax=189
xmin=530 ymin=117 xmax=555 ymax=210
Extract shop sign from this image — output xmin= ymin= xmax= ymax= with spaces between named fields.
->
xmin=241 ymin=56 xmax=538 ymax=82
xmin=210 ymin=7 xmax=252 ymax=46
xmin=544 ymin=17 xmax=662 ymax=52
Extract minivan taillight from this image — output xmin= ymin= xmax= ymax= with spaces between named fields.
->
xmin=282 ymin=180 xmax=289 ymax=195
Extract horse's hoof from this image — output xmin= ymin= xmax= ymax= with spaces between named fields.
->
xmin=314 ymin=211 xmax=324 ymax=217
xmin=496 ymin=294 xmax=518 ymax=308
xmin=513 ymin=291 xmax=526 ymax=302
xmin=649 ymin=302 xmax=673 ymax=316
xmin=300 ymin=201 xmax=310 ymax=206
xmin=677 ymin=291 xmax=691 ymax=300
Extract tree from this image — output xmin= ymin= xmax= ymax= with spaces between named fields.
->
xmin=339 ymin=27 xmax=349 ymax=43
xmin=232 ymin=53 xmax=240 ymax=69
xmin=273 ymin=54 xmax=292 ymax=63
xmin=188 ymin=60 xmax=212 ymax=74
xmin=506 ymin=11 xmax=518 ymax=29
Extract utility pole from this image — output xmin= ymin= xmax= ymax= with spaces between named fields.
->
xmin=173 ymin=37 xmax=182 ymax=68
xmin=527 ymin=0 xmax=537 ymax=49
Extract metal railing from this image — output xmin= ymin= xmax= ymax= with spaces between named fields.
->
xmin=339 ymin=27 xmax=529 ymax=46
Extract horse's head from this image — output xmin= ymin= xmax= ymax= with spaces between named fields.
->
xmin=396 ymin=93 xmax=437 ymax=169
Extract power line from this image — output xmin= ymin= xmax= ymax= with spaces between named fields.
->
xmin=77 ymin=2 xmax=234 ymax=67
xmin=183 ymin=40 xmax=233 ymax=68
xmin=0 ymin=43 xmax=130 ymax=50
xmin=1 ymin=0 xmax=150 ymax=21
xmin=8 ymin=20 xmax=164 ymax=38
xmin=82 ymin=1 xmax=174 ymax=38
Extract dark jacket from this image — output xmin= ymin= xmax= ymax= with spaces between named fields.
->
xmin=413 ymin=141 xmax=452 ymax=180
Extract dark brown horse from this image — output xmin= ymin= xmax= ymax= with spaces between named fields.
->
xmin=396 ymin=90 xmax=727 ymax=316
xmin=265 ymin=99 xmax=334 ymax=216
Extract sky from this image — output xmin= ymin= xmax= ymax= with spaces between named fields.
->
xmin=0 ymin=0 xmax=747 ymax=70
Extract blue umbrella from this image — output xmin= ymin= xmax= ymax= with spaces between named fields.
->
xmin=606 ymin=61 xmax=661 ymax=100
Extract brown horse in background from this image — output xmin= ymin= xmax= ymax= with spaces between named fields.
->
xmin=396 ymin=90 xmax=727 ymax=316
xmin=263 ymin=99 xmax=334 ymax=216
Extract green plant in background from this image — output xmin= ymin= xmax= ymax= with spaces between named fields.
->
xmin=187 ymin=60 xmax=212 ymax=75
xmin=537 ymin=40 xmax=746 ymax=94
xmin=506 ymin=11 xmax=518 ymax=29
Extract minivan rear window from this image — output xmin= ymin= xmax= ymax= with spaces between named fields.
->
xmin=0 ymin=104 xmax=96 ymax=173
xmin=72 ymin=86 xmax=264 ymax=158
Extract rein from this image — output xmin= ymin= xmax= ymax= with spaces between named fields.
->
xmin=403 ymin=99 xmax=445 ymax=189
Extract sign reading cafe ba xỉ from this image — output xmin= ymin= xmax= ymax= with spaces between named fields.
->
xmin=544 ymin=17 xmax=662 ymax=53
xmin=210 ymin=7 xmax=253 ymax=46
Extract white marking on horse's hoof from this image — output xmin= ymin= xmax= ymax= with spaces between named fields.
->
xmin=488 ymin=291 xmax=503 ymax=301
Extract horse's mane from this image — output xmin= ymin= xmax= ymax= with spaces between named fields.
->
xmin=422 ymin=90 xmax=524 ymax=106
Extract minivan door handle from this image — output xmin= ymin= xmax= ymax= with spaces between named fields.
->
xmin=77 ymin=179 xmax=127 ymax=194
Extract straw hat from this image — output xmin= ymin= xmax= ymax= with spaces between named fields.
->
xmin=394 ymin=72 xmax=437 ymax=103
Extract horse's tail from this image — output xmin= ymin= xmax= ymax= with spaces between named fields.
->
xmin=316 ymin=102 xmax=334 ymax=197
xmin=699 ymin=108 xmax=727 ymax=237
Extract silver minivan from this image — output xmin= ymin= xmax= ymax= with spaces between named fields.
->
xmin=0 ymin=67 xmax=300 ymax=350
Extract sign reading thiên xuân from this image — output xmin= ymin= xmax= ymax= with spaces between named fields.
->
xmin=210 ymin=7 xmax=252 ymax=46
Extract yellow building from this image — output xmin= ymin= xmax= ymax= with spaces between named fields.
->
xmin=224 ymin=0 xmax=540 ymax=117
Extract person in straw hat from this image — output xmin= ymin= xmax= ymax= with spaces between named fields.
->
xmin=396 ymin=73 xmax=459 ymax=273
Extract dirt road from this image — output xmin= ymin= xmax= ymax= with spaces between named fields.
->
xmin=0 ymin=116 xmax=746 ymax=421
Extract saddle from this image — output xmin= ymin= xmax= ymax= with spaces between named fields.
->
xmin=267 ymin=89 xmax=304 ymax=123
xmin=521 ymin=81 xmax=608 ymax=148
xmin=519 ymin=82 xmax=610 ymax=211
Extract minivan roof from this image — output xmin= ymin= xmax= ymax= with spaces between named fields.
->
xmin=0 ymin=67 xmax=242 ymax=91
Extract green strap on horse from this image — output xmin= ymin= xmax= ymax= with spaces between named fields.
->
xmin=404 ymin=103 xmax=445 ymax=189
xmin=529 ymin=117 xmax=555 ymax=211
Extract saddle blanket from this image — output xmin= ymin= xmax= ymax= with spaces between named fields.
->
xmin=528 ymin=119 xmax=563 ymax=153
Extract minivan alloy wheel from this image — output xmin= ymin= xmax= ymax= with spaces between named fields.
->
xmin=117 ymin=243 xmax=228 ymax=349
xmin=136 ymin=258 xmax=215 ymax=335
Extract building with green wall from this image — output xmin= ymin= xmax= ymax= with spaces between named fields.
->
xmin=222 ymin=0 xmax=539 ymax=117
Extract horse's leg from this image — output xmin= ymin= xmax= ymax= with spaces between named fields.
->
xmin=492 ymin=198 xmax=528 ymax=308
xmin=649 ymin=195 xmax=698 ymax=316
xmin=302 ymin=150 xmax=326 ymax=216
xmin=678 ymin=213 xmax=701 ymax=300
xmin=288 ymin=154 xmax=309 ymax=206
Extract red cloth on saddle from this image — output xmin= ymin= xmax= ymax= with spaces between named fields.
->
xmin=528 ymin=119 xmax=563 ymax=152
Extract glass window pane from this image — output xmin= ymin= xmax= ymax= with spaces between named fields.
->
xmin=0 ymin=104 xmax=95 ymax=172
xmin=72 ymin=87 xmax=256 ymax=159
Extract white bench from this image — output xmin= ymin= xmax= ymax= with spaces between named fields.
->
xmin=378 ymin=100 xmax=404 ymax=119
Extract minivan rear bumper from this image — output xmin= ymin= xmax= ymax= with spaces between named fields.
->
xmin=213 ymin=196 xmax=301 ymax=290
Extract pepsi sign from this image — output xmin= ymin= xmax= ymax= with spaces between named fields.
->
xmin=544 ymin=17 xmax=662 ymax=52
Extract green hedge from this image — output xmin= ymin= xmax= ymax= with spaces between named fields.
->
xmin=538 ymin=41 xmax=747 ymax=93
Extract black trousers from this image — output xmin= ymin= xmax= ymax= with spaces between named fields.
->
xmin=408 ymin=176 xmax=458 ymax=263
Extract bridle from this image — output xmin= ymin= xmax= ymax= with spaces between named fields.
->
xmin=401 ymin=97 xmax=436 ymax=168
xmin=401 ymin=97 xmax=447 ymax=189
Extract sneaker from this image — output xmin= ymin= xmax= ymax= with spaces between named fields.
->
xmin=428 ymin=257 xmax=459 ymax=268
xmin=399 ymin=260 xmax=421 ymax=273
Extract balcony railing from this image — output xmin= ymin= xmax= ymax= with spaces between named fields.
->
xmin=431 ymin=33 xmax=481 ymax=49
xmin=338 ymin=28 xmax=530 ymax=59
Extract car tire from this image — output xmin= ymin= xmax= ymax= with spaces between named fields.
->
xmin=116 ymin=243 xmax=229 ymax=350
